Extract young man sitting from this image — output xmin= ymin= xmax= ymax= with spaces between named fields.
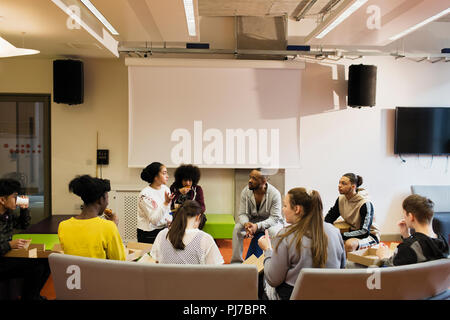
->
xmin=0 ymin=178 xmax=50 ymax=300
xmin=376 ymin=194 xmax=449 ymax=266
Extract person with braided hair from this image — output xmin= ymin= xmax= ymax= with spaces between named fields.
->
xmin=325 ymin=173 xmax=380 ymax=252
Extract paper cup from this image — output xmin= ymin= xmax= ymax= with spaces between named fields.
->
xmin=16 ymin=196 xmax=29 ymax=206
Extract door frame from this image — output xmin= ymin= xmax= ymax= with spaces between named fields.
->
xmin=0 ymin=93 xmax=52 ymax=220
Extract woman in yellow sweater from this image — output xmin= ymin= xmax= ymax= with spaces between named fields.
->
xmin=58 ymin=175 xmax=126 ymax=260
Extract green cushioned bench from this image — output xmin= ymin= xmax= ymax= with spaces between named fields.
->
xmin=202 ymin=214 xmax=235 ymax=239
xmin=12 ymin=234 xmax=60 ymax=251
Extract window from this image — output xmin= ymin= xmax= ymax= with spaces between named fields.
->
xmin=0 ymin=94 xmax=51 ymax=224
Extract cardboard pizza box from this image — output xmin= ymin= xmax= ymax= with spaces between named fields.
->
xmin=4 ymin=243 xmax=60 ymax=258
xmin=243 ymin=254 xmax=265 ymax=273
xmin=125 ymin=248 xmax=143 ymax=261
xmin=52 ymin=243 xmax=64 ymax=253
xmin=347 ymin=247 xmax=393 ymax=267
xmin=333 ymin=221 xmax=351 ymax=233
xmin=137 ymin=253 xmax=157 ymax=264
xmin=126 ymin=241 xmax=152 ymax=255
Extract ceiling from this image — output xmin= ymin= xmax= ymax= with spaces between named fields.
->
xmin=0 ymin=0 xmax=449 ymax=60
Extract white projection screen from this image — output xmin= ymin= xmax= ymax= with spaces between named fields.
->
xmin=127 ymin=58 xmax=302 ymax=169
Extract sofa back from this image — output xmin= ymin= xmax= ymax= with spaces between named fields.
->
xmin=48 ymin=253 xmax=258 ymax=300
xmin=290 ymin=258 xmax=450 ymax=300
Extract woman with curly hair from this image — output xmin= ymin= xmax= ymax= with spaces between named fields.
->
xmin=170 ymin=164 xmax=206 ymax=229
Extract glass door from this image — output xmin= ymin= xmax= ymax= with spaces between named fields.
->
xmin=0 ymin=94 xmax=51 ymax=225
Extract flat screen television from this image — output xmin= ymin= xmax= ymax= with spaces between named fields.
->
xmin=395 ymin=107 xmax=450 ymax=155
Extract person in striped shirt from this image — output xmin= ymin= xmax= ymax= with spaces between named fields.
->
xmin=325 ymin=173 xmax=380 ymax=252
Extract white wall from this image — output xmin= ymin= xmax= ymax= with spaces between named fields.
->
xmin=0 ymin=57 xmax=235 ymax=216
xmin=2 ymin=55 xmax=450 ymax=236
xmin=286 ymin=56 xmax=450 ymax=235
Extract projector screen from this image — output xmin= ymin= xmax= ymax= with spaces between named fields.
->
xmin=127 ymin=59 xmax=302 ymax=169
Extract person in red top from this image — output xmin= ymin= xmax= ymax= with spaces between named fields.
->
xmin=170 ymin=164 xmax=206 ymax=229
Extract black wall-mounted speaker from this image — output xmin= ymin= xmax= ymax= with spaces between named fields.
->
xmin=53 ymin=59 xmax=84 ymax=105
xmin=348 ymin=64 xmax=377 ymax=107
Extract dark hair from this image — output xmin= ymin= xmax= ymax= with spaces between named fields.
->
xmin=0 ymin=178 xmax=21 ymax=197
xmin=69 ymin=175 xmax=111 ymax=205
xmin=172 ymin=164 xmax=201 ymax=189
xmin=252 ymin=168 xmax=268 ymax=181
xmin=277 ymin=188 xmax=328 ymax=268
xmin=343 ymin=173 xmax=363 ymax=189
xmin=402 ymin=194 xmax=434 ymax=224
xmin=141 ymin=162 xmax=164 ymax=184
xmin=167 ymin=200 xmax=202 ymax=250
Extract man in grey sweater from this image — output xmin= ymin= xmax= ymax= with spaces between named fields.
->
xmin=231 ymin=169 xmax=284 ymax=263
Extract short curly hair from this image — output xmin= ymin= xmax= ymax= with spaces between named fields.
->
xmin=172 ymin=164 xmax=201 ymax=189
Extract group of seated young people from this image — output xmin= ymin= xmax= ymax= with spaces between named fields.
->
xmin=0 ymin=163 xmax=448 ymax=300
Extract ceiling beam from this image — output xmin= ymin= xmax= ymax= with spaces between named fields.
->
xmin=293 ymin=0 xmax=319 ymax=21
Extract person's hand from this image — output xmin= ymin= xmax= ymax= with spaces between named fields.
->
xmin=9 ymin=239 xmax=28 ymax=249
xmin=246 ymin=222 xmax=257 ymax=235
xmin=243 ymin=222 xmax=257 ymax=238
xmin=103 ymin=209 xmax=119 ymax=225
xmin=244 ymin=229 xmax=253 ymax=239
xmin=397 ymin=219 xmax=410 ymax=239
xmin=258 ymin=235 xmax=269 ymax=251
xmin=179 ymin=186 xmax=191 ymax=195
xmin=17 ymin=195 xmax=29 ymax=209
xmin=164 ymin=192 xmax=175 ymax=206
xmin=376 ymin=243 xmax=391 ymax=259
xmin=166 ymin=218 xmax=172 ymax=228
xmin=244 ymin=222 xmax=252 ymax=238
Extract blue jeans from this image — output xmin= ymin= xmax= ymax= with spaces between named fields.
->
xmin=245 ymin=231 xmax=265 ymax=259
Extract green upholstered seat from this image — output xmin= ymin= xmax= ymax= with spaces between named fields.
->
xmin=12 ymin=234 xmax=60 ymax=251
xmin=202 ymin=214 xmax=235 ymax=239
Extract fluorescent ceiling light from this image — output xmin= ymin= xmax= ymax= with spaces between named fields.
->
xmin=80 ymin=0 xmax=119 ymax=35
xmin=389 ymin=8 xmax=450 ymax=41
xmin=0 ymin=36 xmax=40 ymax=58
xmin=51 ymin=0 xmax=119 ymax=57
xmin=316 ymin=0 xmax=368 ymax=39
xmin=183 ymin=0 xmax=196 ymax=36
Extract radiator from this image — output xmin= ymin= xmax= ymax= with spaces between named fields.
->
xmin=109 ymin=186 xmax=143 ymax=243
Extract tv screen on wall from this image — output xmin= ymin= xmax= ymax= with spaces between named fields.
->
xmin=394 ymin=107 xmax=450 ymax=155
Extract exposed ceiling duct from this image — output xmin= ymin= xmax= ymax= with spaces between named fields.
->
xmin=235 ymin=16 xmax=287 ymax=60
